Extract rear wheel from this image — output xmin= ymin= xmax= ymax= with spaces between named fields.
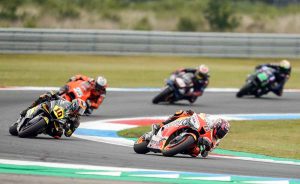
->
xmin=18 ymin=117 xmax=47 ymax=138
xmin=152 ymin=87 xmax=173 ymax=104
xmin=236 ymin=83 xmax=254 ymax=98
xmin=133 ymin=137 xmax=150 ymax=154
xmin=162 ymin=134 xmax=196 ymax=157
xmin=9 ymin=123 xmax=18 ymax=136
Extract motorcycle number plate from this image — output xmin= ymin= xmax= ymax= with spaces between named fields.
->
xmin=74 ymin=87 xmax=83 ymax=97
xmin=53 ymin=105 xmax=65 ymax=119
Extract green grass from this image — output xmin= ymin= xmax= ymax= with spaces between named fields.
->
xmin=2 ymin=0 xmax=300 ymax=33
xmin=0 ymin=54 xmax=299 ymax=88
xmin=118 ymin=120 xmax=300 ymax=159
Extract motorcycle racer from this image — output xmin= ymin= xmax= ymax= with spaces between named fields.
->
xmin=59 ymin=74 xmax=107 ymax=115
xmin=172 ymin=65 xmax=209 ymax=103
xmin=144 ymin=110 xmax=230 ymax=157
xmin=254 ymin=60 xmax=291 ymax=97
xmin=19 ymin=91 xmax=86 ymax=138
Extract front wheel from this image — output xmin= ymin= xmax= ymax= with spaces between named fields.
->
xmin=9 ymin=123 xmax=18 ymax=136
xmin=18 ymin=117 xmax=47 ymax=138
xmin=162 ymin=134 xmax=196 ymax=157
xmin=152 ymin=87 xmax=173 ymax=104
xmin=133 ymin=137 xmax=150 ymax=154
xmin=236 ymin=83 xmax=254 ymax=98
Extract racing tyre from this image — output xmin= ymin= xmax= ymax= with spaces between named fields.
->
xmin=18 ymin=117 xmax=47 ymax=138
xmin=133 ymin=137 xmax=150 ymax=154
xmin=162 ymin=134 xmax=195 ymax=157
xmin=236 ymin=83 xmax=254 ymax=98
xmin=9 ymin=123 xmax=18 ymax=136
xmin=152 ymin=87 xmax=173 ymax=104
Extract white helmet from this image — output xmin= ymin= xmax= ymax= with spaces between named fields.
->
xmin=279 ymin=60 xmax=291 ymax=75
xmin=279 ymin=60 xmax=291 ymax=70
xmin=95 ymin=76 xmax=107 ymax=91
xmin=196 ymin=64 xmax=209 ymax=79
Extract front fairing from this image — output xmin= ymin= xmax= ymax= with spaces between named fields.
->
xmin=17 ymin=105 xmax=43 ymax=132
xmin=48 ymin=100 xmax=68 ymax=124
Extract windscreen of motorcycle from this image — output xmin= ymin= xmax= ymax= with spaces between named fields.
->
xmin=50 ymin=101 xmax=65 ymax=120
xmin=175 ymin=73 xmax=194 ymax=88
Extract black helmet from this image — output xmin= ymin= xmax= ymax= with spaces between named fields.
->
xmin=70 ymin=99 xmax=87 ymax=116
xmin=213 ymin=118 xmax=230 ymax=139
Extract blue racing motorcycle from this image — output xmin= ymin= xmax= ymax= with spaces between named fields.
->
xmin=152 ymin=73 xmax=194 ymax=104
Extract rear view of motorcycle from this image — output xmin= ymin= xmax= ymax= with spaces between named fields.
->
xmin=59 ymin=80 xmax=92 ymax=114
xmin=152 ymin=73 xmax=194 ymax=104
xmin=237 ymin=67 xmax=276 ymax=98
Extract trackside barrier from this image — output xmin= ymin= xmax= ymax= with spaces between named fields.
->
xmin=0 ymin=28 xmax=299 ymax=58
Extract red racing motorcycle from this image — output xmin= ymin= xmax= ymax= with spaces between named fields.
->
xmin=134 ymin=113 xmax=214 ymax=157
xmin=59 ymin=80 xmax=93 ymax=115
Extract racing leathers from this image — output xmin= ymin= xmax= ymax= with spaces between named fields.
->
xmin=173 ymin=68 xmax=209 ymax=103
xmin=255 ymin=64 xmax=291 ymax=96
xmin=20 ymin=91 xmax=80 ymax=138
xmin=146 ymin=110 xmax=224 ymax=157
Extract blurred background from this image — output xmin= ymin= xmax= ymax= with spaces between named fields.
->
xmin=0 ymin=0 xmax=300 ymax=33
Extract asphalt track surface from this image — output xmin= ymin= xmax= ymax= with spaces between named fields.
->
xmin=0 ymin=90 xmax=300 ymax=181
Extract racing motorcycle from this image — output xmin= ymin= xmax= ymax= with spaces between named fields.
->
xmin=133 ymin=113 xmax=214 ymax=157
xmin=236 ymin=66 xmax=276 ymax=98
xmin=59 ymin=80 xmax=92 ymax=115
xmin=9 ymin=99 xmax=69 ymax=138
xmin=152 ymin=73 xmax=194 ymax=104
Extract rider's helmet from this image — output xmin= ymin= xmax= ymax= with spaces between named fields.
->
xmin=213 ymin=118 xmax=230 ymax=139
xmin=195 ymin=65 xmax=209 ymax=79
xmin=279 ymin=60 xmax=291 ymax=75
xmin=95 ymin=76 xmax=108 ymax=91
xmin=69 ymin=99 xmax=87 ymax=116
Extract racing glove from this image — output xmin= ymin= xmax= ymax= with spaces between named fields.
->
xmin=198 ymin=137 xmax=212 ymax=157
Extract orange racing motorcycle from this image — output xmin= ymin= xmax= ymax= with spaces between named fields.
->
xmin=134 ymin=113 xmax=214 ymax=157
xmin=59 ymin=80 xmax=92 ymax=115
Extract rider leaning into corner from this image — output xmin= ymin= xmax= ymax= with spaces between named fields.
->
xmin=59 ymin=74 xmax=108 ymax=115
xmin=255 ymin=59 xmax=291 ymax=97
xmin=172 ymin=65 xmax=210 ymax=103
xmin=19 ymin=91 xmax=86 ymax=138
xmin=144 ymin=110 xmax=230 ymax=157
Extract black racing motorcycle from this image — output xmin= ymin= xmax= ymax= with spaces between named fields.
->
xmin=152 ymin=73 xmax=194 ymax=104
xmin=9 ymin=99 xmax=69 ymax=138
xmin=236 ymin=67 xmax=276 ymax=98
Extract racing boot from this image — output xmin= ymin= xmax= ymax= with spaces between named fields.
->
xmin=188 ymin=96 xmax=197 ymax=103
xmin=200 ymin=150 xmax=209 ymax=158
xmin=84 ymin=108 xmax=93 ymax=116
xmin=52 ymin=128 xmax=63 ymax=139
xmin=188 ymin=146 xmax=200 ymax=157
